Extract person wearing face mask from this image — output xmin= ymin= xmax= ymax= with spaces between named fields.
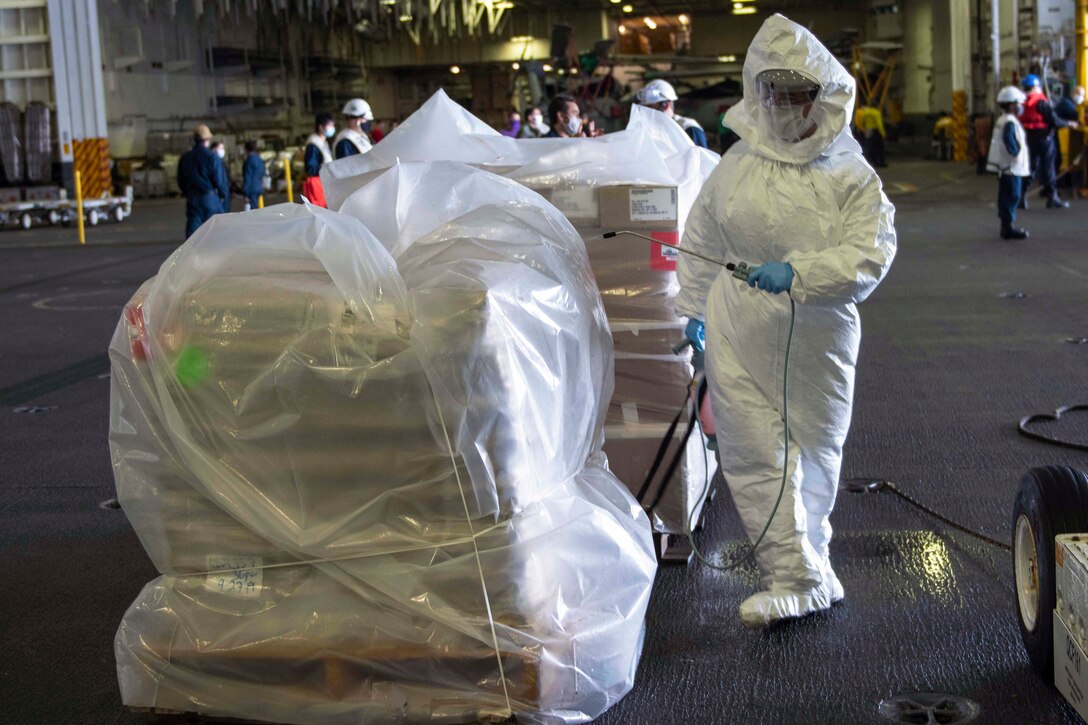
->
xmin=498 ymin=109 xmax=521 ymax=138
xmin=210 ymin=141 xmax=235 ymax=212
xmin=634 ymin=79 xmax=708 ymax=148
xmin=334 ymin=99 xmax=374 ymax=159
xmin=546 ymin=94 xmax=591 ymax=138
xmin=520 ymin=106 xmax=549 ymax=138
xmin=303 ymin=112 xmax=335 ymax=207
xmin=676 ymin=14 xmax=896 ymax=628
xmin=176 ymin=124 xmax=230 ymax=238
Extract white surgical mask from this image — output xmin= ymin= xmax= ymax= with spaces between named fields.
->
xmin=324 ymin=125 xmax=336 ymax=138
xmin=530 ymin=115 xmax=547 ymax=132
xmin=1074 ymin=94 xmax=1085 ymax=106
xmin=216 ymin=147 xmax=226 ymax=159
xmin=564 ymin=114 xmax=582 ymax=136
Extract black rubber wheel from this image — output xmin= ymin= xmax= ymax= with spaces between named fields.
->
xmin=1012 ymin=465 xmax=1088 ymax=681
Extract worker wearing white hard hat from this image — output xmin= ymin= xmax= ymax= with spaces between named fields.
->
xmin=987 ymin=86 xmax=1030 ymax=239
xmin=334 ymin=98 xmax=374 ymax=159
xmin=676 ymin=14 xmax=897 ymax=628
xmin=634 ymin=78 xmax=709 ymax=148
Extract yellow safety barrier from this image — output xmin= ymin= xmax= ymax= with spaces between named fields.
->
xmin=75 ymin=170 xmax=85 ymax=246
xmin=73 ymin=138 xmax=111 ymax=199
xmin=283 ymin=154 xmax=294 ymax=204
xmin=952 ymin=91 xmax=969 ymax=163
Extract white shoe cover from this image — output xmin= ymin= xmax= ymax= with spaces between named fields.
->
xmin=739 ymin=583 xmax=834 ymax=628
xmin=825 ymin=566 xmax=844 ymax=604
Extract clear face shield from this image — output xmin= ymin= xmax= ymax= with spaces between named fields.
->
xmin=756 ymin=69 xmax=821 ymax=143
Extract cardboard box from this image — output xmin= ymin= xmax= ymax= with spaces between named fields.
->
xmin=603 ymin=422 xmax=710 ymax=534
xmin=532 ymin=182 xmax=709 ymax=534
xmin=1054 ymin=609 xmax=1088 ymax=721
xmin=1057 ymin=534 xmax=1088 ymax=651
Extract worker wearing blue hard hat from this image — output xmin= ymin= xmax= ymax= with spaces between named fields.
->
xmin=1018 ymin=74 xmax=1079 ymax=209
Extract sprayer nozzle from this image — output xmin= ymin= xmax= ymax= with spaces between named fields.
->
xmin=603 ymin=231 xmax=618 ymax=238
xmin=725 ymin=263 xmax=736 ymax=271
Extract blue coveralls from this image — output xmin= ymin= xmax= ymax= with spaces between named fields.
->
xmin=1023 ymin=96 xmax=1071 ymax=202
xmin=242 ymin=152 xmax=265 ymax=209
xmin=177 ymin=143 xmax=229 ymax=238
xmin=684 ymin=125 xmax=708 ymax=149
xmin=304 ymin=144 xmax=325 ymax=178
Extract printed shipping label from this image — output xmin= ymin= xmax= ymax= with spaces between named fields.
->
xmin=551 ymin=186 xmax=599 ymax=220
xmin=630 ymin=188 xmax=678 ymax=222
xmin=650 ymin=230 xmax=680 ymax=271
xmin=1055 ymin=611 xmax=1088 ymax=720
xmin=205 ymin=555 xmax=264 ymax=597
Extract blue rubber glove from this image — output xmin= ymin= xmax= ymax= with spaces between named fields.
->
xmin=747 ymin=262 xmax=794 ymax=294
xmin=684 ymin=318 xmax=705 ymax=352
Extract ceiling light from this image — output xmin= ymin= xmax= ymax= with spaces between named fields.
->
xmin=622 ymin=4 xmax=633 ymax=12
xmin=643 ymin=17 xmax=657 ymax=29
xmin=510 ymin=35 xmax=534 ymax=42
xmin=542 ymin=63 xmax=554 ymax=71
xmin=398 ymin=13 xmax=412 ymax=21
xmin=618 ymin=24 xmax=627 ymax=34
xmin=381 ymin=0 xmax=395 ymax=4
xmin=717 ymin=54 xmax=736 ymax=62
xmin=733 ymin=6 xmax=756 ymax=14
xmin=512 ymin=62 xmax=520 ymax=70
xmin=450 ymin=65 xmax=461 ymax=74
xmin=610 ymin=0 xmax=622 ymax=3
xmin=558 ymin=69 xmax=566 ymax=75
xmin=678 ymin=14 xmax=689 ymax=24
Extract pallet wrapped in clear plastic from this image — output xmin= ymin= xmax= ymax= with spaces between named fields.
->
xmin=110 ymin=162 xmax=656 ymax=725
xmin=323 ymin=91 xmax=721 ymax=538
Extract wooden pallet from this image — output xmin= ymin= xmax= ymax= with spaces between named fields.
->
xmin=132 ymin=705 xmax=518 ymax=724
xmin=128 ymin=635 xmax=537 ymax=725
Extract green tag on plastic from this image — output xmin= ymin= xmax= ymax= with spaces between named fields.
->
xmin=175 ymin=345 xmax=209 ymax=388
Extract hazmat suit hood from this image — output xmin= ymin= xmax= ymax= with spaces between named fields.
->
xmin=726 ymin=14 xmax=861 ymax=165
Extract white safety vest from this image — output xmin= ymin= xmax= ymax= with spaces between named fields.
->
xmin=334 ymin=127 xmax=372 ymax=156
xmin=674 ymin=114 xmax=703 ymax=133
xmin=306 ymin=133 xmax=334 ymax=164
xmin=987 ymin=113 xmax=1029 ymax=177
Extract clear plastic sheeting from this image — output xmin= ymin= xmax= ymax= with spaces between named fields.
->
xmin=321 ymin=90 xmax=717 ymax=216
xmin=110 ymin=164 xmax=656 ymax=725
xmin=322 ymin=92 xmax=720 ymax=536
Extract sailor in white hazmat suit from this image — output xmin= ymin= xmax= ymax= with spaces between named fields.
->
xmin=676 ymin=14 xmax=897 ymax=627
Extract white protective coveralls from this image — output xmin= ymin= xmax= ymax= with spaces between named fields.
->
xmin=676 ymin=14 xmax=897 ymax=626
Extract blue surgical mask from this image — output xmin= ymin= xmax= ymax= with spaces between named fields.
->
xmin=565 ymin=114 xmax=581 ymax=136
xmin=324 ymin=125 xmax=335 ymax=138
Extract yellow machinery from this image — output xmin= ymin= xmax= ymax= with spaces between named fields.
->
xmin=851 ymin=42 xmax=901 ymax=115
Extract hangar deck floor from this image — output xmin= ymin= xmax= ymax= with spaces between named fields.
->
xmin=1 ymin=158 xmax=1085 ymax=724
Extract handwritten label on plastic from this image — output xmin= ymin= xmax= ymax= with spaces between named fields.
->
xmin=630 ymin=188 xmax=677 ymax=222
xmin=205 ymin=555 xmax=263 ymax=597
xmin=650 ymin=230 xmax=680 ymax=271
xmin=551 ymin=187 xmax=599 ymax=220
